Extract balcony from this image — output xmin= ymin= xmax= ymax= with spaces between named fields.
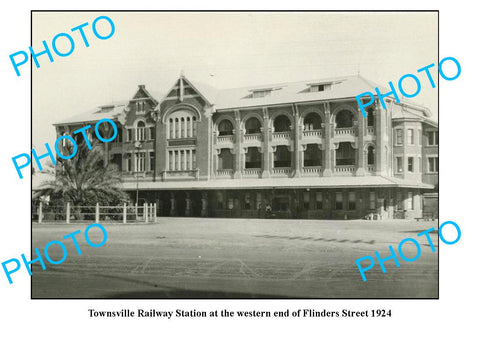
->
xmin=367 ymin=126 xmax=375 ymax=135
xmin=302 ymin=130 xmax=323 ymax=139
xmin=244 ymin=133 xmax=262 ymax=143
xmin=217 ymin=135 xmax=235 ymax=144
xmin=334 ymin=165 xmax=355 ymax=175
xmin=272 ymin=167 xmax=291 ymax=177
xmin=367 ymin=165 xmax=375 ymax=173
xmin=216 ymin=169 xmax=234 ymax=178
xmin=243 ymin=168 xmax=262 ymax=178
xmin=302 ymin=166 xmax=322 ymax=176
xmin=335 ymin=127 xmax=356 ymax=136
xmin=272 ymin=131 xmax=292 ymax=141
xmin=161 ymin=169 xmax=199 ymax=180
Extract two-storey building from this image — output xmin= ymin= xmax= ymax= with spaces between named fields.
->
xmin=53 ymin=74 xmax=438 ymax=219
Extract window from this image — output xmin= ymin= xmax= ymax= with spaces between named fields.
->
xmin=335 ymin=110 xmax=353 ymax=128
xmin=336 ymin=142 xmax=355 ymax=166
xmin=406 ymin=192 xmax=414 ymax=210
xmin=396 ymin=157 xmax=403 ymax=173
xmin=126 ymin=129 xmax=133 ymax=142
xmin=367 ymin=146 xmax=375 ymax=166
xmin=180 ymin=150 xmax=185 ymax=170
xmin=186 ymin=150 xmax=190 ymax=170
xmin=149 ymin=152 xmax=155 ymax=171
xmin=136 ymin=101 xmax=145 ymax=112
xmin=367 ymin=108 xmax=374 ymax=127
xmin=369 ymin=192 xmax=375 ymax=210
xmin=245 ymin=147 xmax=261 ymax=168
xmin=245 ymin=117 xmax=261 ymax=134
xmin=348 ymin=192 xmax=356 ymax=210
xmin=180 ymin=118 xmax=185 ymax=138
xmin=169 ymin=119 xmax=174 ymax=138
xmin=428 ymin=156 xmax=439 ymax=173
xmin=186 ymin=117 xmax=191 ymax=137
xmin=427 ymin=131 xmax=439 ymax=146
xmin=303 ymin=191 xmax=310 ymax=210
xmin=148 ymin=127 xmax=155 ymax=140
xmin=335 ymin=192 xmax=343 ymax=210
xmin=407 ymin=129 xmax=414 ymax=145
xmin=304 ymin=144 xmax=322 ymax=167
xmin=135 ymin=152 xmax=146 ymax=172
xmin=309 ymin=83 xmax=331 ymax=92
xmin=303 ymin=113 xmax=322 ymax=130
xmin=273 ymin=115 xmax=291 ymax=132
xmin=274 ymin=145 xmax=291 ymax=168
xmin=252 ymin=90 xmax=271 ymax=98
xmin=407 ymin=157 xmax=414 ymax=172
xmin=171 ymin=150 xmax=176 ymax=170
xmin=125 ymin=153 xmax=132 ymax=172
xmin=396 ymin=129 xmax=403 ymax=145
xmin=218 ymin=120 xmax=234 ymax=136
xmin=315 ymin=192 xmax=323 ymax=210
xmin=175 ymin=150 xmax=180 ymax=170
xmin=218 ymin=149 xmax=233 ymax=170
xmin=136 ymin=121 xmax=146 ymax=141
xmin=192 ymin=150 xmax=196 ymax=169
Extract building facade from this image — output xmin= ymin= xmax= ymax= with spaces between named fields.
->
xmin=54 ymin=75 xmax=438 ymax=219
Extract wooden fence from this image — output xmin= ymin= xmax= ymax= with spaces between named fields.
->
xmin=33 ymin=202 xmax=157 ymax=224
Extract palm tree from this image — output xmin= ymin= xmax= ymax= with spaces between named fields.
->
xmin=35 ymin=139 xmax=129 ymax=219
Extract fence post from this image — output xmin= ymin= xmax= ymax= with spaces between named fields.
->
xmin=123 ymin=202 xmax=127 ymax=224
xmin=153 ymin=203 xmax=157 ymax=223
xmin=38 ymin=201 xmax=43 ymax=224
xmin=144 ymin=203 xmax=148 ymax=222
xmin=66 ymin=202 xmax=70 ymax=224
xmin=95 ymin=203 xmax=100 ymax=223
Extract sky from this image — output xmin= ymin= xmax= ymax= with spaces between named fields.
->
xmin=32 ymin=11 xmax=438 ymax=147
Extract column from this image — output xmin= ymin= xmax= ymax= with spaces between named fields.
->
xmin=170 ymin=192 xmax=177 ymax=216
xmin=201 ymin=192 xmax=208 ymax=217
xmin=261 ymin=107 xmax=271 ymax=178
xmin=322 ymin=102 xmax=333 ymax=176
xmin=185 ymin=192 xmax=192 ymax=217
xmin=356 ymin=106 xmax=366 ymax=176
xmin=375 ymin=100 xmax=385 ymax=174
xmin=292 ymin=105 xmax=301 ymax=177
xmin=234 ymin=110 xmax=243 ymax=179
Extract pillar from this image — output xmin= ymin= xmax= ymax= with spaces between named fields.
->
xmin=234 ymin=110 xmax=243 ymax=179
xmin=201 ymin=191 xmax=208 ymax=217
xmin=323 ymin=102 xmax=333 ymax=176
xmin=261 ymin=107 xmax=271 ymax=178
xmin=292 ymin=105 xmax=301 ymax=177
xmin=66 ymin=202 xmax=70 ymax=224
xmin=170 ymin=192 xmax=177 ymax=216
xmin=356 ymin=106 xmax=366 ymax=176
xmin=185 ymin=192 xmax=192 ymax=217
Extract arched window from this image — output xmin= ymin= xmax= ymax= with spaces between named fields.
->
xmin=245 ymin=117 xmax=261 ymax=134
xmin=136 ymin=121 xmax=146 ymax=141
xmin=335 ymin=110 xmax=354 ymax=128
xmin=218 ymin=120 xmax=234 ymax=136
xmin=186 ymin=117 xmax=191 ymax=137
xmin=336 ymin=142 xmax=355 ymax=166
xmin=367 ymin=146 xmax=375 ymax=165
xmin=273 ymin=115 xmax=291 ymax=132
xmin=167 ymin=110 xmax=198 ymax=139
xmin=169 ymin=118 xmax=174 ymax=138
xmin=304 ymin=113 xmax=322 ymax=131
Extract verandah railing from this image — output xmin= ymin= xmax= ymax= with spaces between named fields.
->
xmin=33 ymin=202 xmax=157 ymax=224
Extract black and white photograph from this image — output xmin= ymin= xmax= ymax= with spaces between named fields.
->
xmin=30 ymin=11 xmax=439 ymax=299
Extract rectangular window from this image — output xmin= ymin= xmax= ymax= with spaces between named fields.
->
xmin=315 ymin=192 xmax=323 ymax=210
xmin=303 ymin=191 xmax=310 ymax=210
xmin=427 ymin=131 xmax=439 ymax=146
xmin=406 ymin=192 xmax=414 ymax=210
xmin=135 ymin=152 xmax=145 ymax=172
xmin=175 ymin=150 xmax=180 ymax=170
xmin=180 ymin=150 xmax=185 ymax=170
xmin=369 ymin=192 xmax=375 ymax=210
xmin=126 ymin=129 xmax=132 ymax=142
xmin=192 ymin=150 xmax=196 ymax=169
xmin=408 ymin=157 xmax=414 ymax=172
xmin=149 ymin=152 xmax=155 ymax=171
xmin=348 ymin=192 xmax=356 ymax=210
xmin=396 ymin=157 xmax=403 ymax=173
xmin=186 ymin=150 xmax=190 ymax=170
xmin=125 ymin=153 xmax=132 ymax=172
xmin=335 ymin=192 xmax=343 ymax=210
xmin=428 ymin=156 xmax=439 ymax=173
xmin=396 ymin=129 xmax=403 ymax=145
xmin=168 ymin=151 xmax=173 ymax=171
xmin=407 ymin=129 xmax=414 ymax=145
xmin=169 ymin=120 xmax=174 ymax=139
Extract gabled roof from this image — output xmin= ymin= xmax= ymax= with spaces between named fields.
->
xmin=53 ymin=101 xmax=128 ymax=126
